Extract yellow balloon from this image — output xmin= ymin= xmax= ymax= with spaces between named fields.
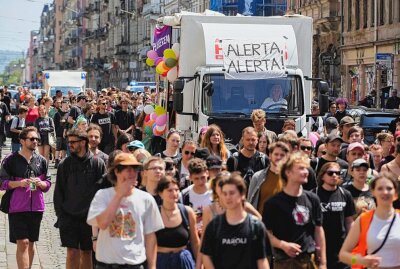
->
xmin=154 ymin=106 xmax=166 ymax=116
xmin=163 ymin=49 xmax=176 ymax=60
xmin=156 ymin=64 xmax=164 ymax=74
xmin=146 ymin=58 xmax=154 ymax=67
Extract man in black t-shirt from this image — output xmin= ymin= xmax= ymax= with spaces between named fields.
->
xmin=114 ymin=98 xmax=135 ymax=137
xmin=201 ymin=174 xmax=269 ymax=269
xmin=263 ymin=152 xmax=327 ymax=269
xmin=313 ymin=164 xmax=355 ymax=269
xmin=227 ymin=127 xmax=269 ymax=187
xmin=311 ymin=134 xmax=348 ymax=175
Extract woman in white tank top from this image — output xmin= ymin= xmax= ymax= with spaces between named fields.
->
xmin=339 ymin=172 xmax=400 ymax=269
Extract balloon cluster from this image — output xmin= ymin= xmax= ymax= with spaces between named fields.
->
xmin=145 ymin=43 xmax=180 ymax=82
xmin=143 ymin=104 xmax=167 ymax=137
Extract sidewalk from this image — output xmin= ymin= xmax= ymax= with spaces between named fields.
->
xmin=0 ymin=142 xmax=66 ymax=269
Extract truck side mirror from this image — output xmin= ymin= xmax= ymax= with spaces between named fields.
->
xmin=318 ymin=81 xmax=329 ymax=114
xmin=173 ymin=79 xmax=185 ymax=113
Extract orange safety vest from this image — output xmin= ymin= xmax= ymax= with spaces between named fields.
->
xmin=352 ymin=209 xmax=400 ymax=269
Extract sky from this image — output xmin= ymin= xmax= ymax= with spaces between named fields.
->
xmin=0 ymin=0 xmax=49 ymax=52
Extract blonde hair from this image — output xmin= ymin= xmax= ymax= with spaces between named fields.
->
xmin=251 ymin=109 xmax=266 ymax=122
xmin=279 ymin=152 xmax=310 ymax=185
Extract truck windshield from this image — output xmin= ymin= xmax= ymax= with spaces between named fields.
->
xmin=202 ymin=74 xmax=304 ymax=116
xmin=49 ymin=87 xmax=82 ymax=97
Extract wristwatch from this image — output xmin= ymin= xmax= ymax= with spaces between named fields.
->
xmin=91 ymin=236 xmax=98 ymax=241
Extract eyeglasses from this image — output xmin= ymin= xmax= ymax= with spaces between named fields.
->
xmin=25 ymin=137 xmax=40 ymax=142
xmin=68 ymin=139 xmax=83 ymax=144
xmin=146 ymin=166 xmax=165 ymax=171
xmin=184 ymin=151 xmax=195 ymax=156
xmin=300 ymin=145 xmax=313 ymax=151
xmin=326 ymin=170 xmax=340 ymax=176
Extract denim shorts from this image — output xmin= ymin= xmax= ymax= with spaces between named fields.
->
xmin=156 ymin=249 xmax=195 ymax=269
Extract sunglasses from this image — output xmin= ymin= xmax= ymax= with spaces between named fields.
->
xmin=184 ymin=151 xmax=195 ymax=156
xmin=68 ymin=139 xmax=83 ymax=144
xmin=25 ymin=137 xmax=40 ymax=142
xmin=300 ymin=145 xmax=313 ymax=151
xmin=326 ymin=170 xmax=340 ymax=176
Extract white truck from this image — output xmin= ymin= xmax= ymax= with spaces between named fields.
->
xmin=160 ymin=13 xmax=327 ymax=145
xmin=43 ymin=70 xmax=87 ymax=97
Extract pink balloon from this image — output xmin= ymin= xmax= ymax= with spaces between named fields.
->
xmin=156 ymin=114 xmax=167 ymax=126
xmin=147 ymin=50 xmax=158 ymax=60
xmin=150 ymin=112 xmax=157 ymax=121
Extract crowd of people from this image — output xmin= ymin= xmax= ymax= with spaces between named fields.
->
xmin=0 ymin=86 xmax=399 ymax=269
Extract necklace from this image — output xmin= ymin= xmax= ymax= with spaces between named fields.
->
xmin=162 ymin=205 xmax=177 ymax=221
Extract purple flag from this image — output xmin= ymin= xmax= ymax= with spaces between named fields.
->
xmin=152 ymin=26 xmax=172 ymax=57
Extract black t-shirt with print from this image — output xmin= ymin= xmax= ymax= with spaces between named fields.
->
xmin=343 ymin=184 xmax=373 ymax=200
xmin=90 ymin=112 xmax=116 ymax=147
xmin=313 ymin=186 xmax=355 ymax=266
xmin=263 ymin=190 xmax=322 ymax=261
xmin=201 ymin=213 xmax=267 ymax=269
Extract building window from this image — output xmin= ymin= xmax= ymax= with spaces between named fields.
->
xmin=348 ymin=0 xmax=352 ymax=31
xmin=355 ymin=0 xmax=360 ymax=29
xmin=363 ymin=0 xmax=368 ymax=28
xmin=371 ymin=0 xmax=375 ymax=26
xmin=379 ymin=0 xmax=384 ymax=25
xmin=389 ymin=0 xmax=393 ymax=24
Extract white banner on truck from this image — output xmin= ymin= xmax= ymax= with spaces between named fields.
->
xmin=220 ymin=39 xmax=287 ymax=80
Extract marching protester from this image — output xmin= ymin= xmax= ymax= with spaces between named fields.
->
xmin=155 ymin=176 xmax=200 ymax=269
xmin=339 ymin=173 xmax=400 ymax=268
xmin=54 ymin=128 xmax=106 ymax=269
xmin=87 ymin=152 xmax=164 ymax=269
xmin=9 ymin=105 xmax=28 ymax=153
xmin=34 ymin=105 xmax=55 ymax=162
xmin=314 ymin=162 xmax=355 ymax=269
xmin=263 ymin=152 xmax=327 ymax=269
xmin=201 ymin=173 xmax=269 ymax=269
xmin=0 ymin=126 xmax=51 ymax=269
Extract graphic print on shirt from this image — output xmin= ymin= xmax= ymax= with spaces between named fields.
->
xmin=98 ymin=117 xmax=111 ymax=125
xmin=320 ymin=201 xmax=346 ymax=212
xmin=292 ymin=203 xmax=310 ymax=225
xmin=109 ymin=209 xmax=136 ymax=240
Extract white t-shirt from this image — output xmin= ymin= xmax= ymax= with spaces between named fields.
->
xmin=184 ymin=185 xmax=212 ymax=229
xmin=10 ymin=116 xmax=25 ymax=129
xmin=87 ymin=187 xmax=164 ymax=265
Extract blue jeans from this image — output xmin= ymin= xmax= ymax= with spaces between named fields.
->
xmin=11 ymin=143 xmax=21 ymax=153
xmin=156 ymin=249 xmax=195 ymax=269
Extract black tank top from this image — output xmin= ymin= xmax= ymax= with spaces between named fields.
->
xmin=156 ymin=221 xmax=189 ymax=248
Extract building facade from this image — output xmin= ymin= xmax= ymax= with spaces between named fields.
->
xmin=287 ymin=0 xmax=342 ymax=97
xmin=341 ymin=0 xmax=400 ymax=106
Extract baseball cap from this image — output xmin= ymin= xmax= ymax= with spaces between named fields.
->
xmin=206 ymin=155 xmax=222 ymax=169
xmin=351 ymin=158 xmax=369 ymax=169
xmin=340 ymin=116 xmax=355 ymax=126
xmin=113 ymin=153 xmax=142 ymax=166
xmin=194 ymin=148 xmax=210 ymax=160
xmin=325 ymin=117 xmax=339 ymax=130
xmin=127 ymin=140 xmax=145 ymax=150
xmin=325 ymin=133 xmax=343 ymax=144
xmin=41 ymin=90 xmax=46 ymax=94
xmin=347 ymin=142 xmax=365 ymax=153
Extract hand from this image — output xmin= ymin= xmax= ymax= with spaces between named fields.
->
xmin=19 ymin=179 xmax=30 ymax=188
xmin=362 ymin=255 xmax=381 ymax=268
xmin=280 ymin=241 xmax=302 ymax=258
xmin=115 ymin=176 xmax=135 ymax=198
xmin=92 ymin=240 xmax=97 ymax=252
xmin=33 ymin=178 xmax=46 ymax=189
